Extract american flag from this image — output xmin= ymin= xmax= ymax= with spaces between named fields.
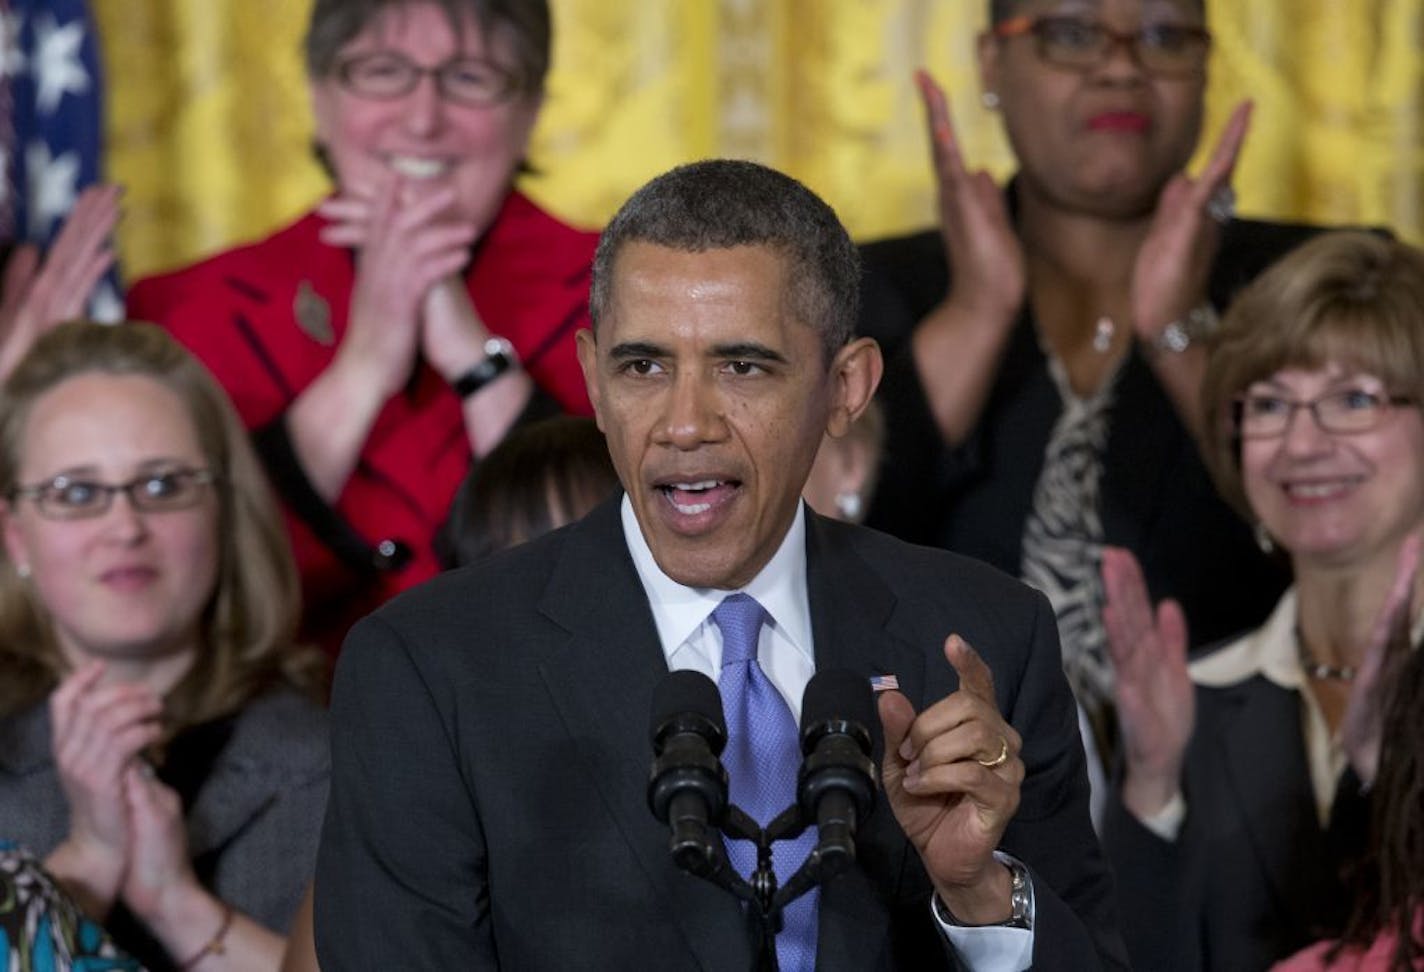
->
xmin=1 ymin=0 xmax=120 ymax=318
xmin=868 ymin=674 xmax=900 ymax=693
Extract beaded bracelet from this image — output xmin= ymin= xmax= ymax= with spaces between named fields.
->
xmin=178 ymin=903 xmax=234 ymax=969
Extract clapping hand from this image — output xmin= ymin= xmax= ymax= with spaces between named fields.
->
xmin=878 ymin=634 xmax=1023 ymax=922
xmin=916 ymin=70 xmax=1026 ymax=324
xmin=0 ymin=184 xmax=119 ymax=381
xmin=120 ymin=761 xmax=206 ymax=933
xmin=1101 ymin=545 xmax=1194 ymax=821
xmin=1131 ymin=101 xmax=1252 ymax=341
xmin=318 ymin=178 xmax=480 ymax=397
xmin=46 ymin=661 xmax=163 ymax=914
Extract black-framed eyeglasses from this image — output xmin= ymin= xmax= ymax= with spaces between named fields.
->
xmin=993 ymin=14 xmax=1212 ymax=78
xmin=1233 ymin=389 xmax=1417 ymax=440
xmin=9 ymin=468 xmax=218 ymax=521
xmin=335 ymin=51 xmax=521 ymax=107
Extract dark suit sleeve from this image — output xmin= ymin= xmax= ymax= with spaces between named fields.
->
xmin=314 ymin=614 xmax=498 ymax=968
xmin=1099 ymin=793 xmax=1203 ymax=972
xmin=1002 ymin=592 xmax=1131 ymax=971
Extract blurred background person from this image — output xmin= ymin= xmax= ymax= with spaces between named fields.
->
xmin=801 ymin=398 xmax=884 ymax=524
xmin=1273 ymin=646 xmax=1424 ymax=972
xmin=1100 ymin=231 xmax=1424 ymax=970
xmin=96 ymin=3 xmax=1422 ymax=283
xmin=856 ymin=0 xmax=1346 ymax=777
xmin=127 ymin=0 xmax=597 ymax=653
xmin=0 ymin=322 xmax=328 ymax=971
xmin=0 ymin=185 xmax=119 ymax=383
xmin=1 ymin=840 xmax=140 ymax=970
xmin=438 ymin=414 xmax=619 ymax=567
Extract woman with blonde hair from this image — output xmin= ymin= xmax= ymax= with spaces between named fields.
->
xmin=1102 ymin=231 xmax=1424 ymax=970
xmin=0 ymin=321 xmax=327 ymax=970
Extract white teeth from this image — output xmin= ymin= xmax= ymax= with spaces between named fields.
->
xmin=1286 ymin=482 xmax=1349 ymax=499
xmin=389 ymin=156 xmax=448 ymax=179
xmin=670 ymin=480 xmax=721 ymax=492
xmin=672 ymin=500 xmax=713 ymax=515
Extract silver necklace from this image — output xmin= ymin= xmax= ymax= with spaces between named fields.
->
xmin=1295 ymin=626 xmax=1357 ymax=681
xmin=1092 ymin=315 xmax=1115 ymax=353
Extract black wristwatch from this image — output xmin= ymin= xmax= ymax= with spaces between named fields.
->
xmin=452 ymin=337 xmax=518 ymax=399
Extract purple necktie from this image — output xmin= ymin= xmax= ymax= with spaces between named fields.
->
xmin=713 ymin=593 xmax=817 ymax=971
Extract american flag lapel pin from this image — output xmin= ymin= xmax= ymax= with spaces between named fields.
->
xmin=868 ymin=674 xmax=900 ymax=693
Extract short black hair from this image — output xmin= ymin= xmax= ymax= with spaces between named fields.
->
xmin=589 ymin=159 xmax=861 ymax=359
xmin=988 ymin=0 xmax=1205 ymax=23
xmin=305 ymin=0 xmax=551 ymax=94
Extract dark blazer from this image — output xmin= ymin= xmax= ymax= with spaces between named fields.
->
xmin=315 ymin=499 xmax=1128 ymax=970
xmin=0 ymin=687 xmax=328 ymax=936
xmin=1101 ymin=674 xmax=1358 ymax=972
xmin=857 ymin=217 xmax=1330 ymax=649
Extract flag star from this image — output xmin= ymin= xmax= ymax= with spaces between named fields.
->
xmin=32 ymin=14 xmax=89 ymax=115
xmin=0 ymin=11 xmax=25 ymax=79
xmin=89 ymin=279 xmax=124 ymax=324
xmin=26 ymin=142 xmax=79 ymax=237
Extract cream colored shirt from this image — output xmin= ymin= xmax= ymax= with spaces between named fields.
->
xmin=1144 ymin=587 xmax=1422 ymax=839
xmin=1189 ymin=589 xmax=1342 ymax=825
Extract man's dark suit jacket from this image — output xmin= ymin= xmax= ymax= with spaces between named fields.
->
xmin=315 ymin=499 xmax=1128 ymax=970
xmin=857 ymin=217 xmax=1331 ymax=650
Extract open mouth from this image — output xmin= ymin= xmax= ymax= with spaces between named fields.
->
xmin=657 ymin=479 xmax=740 ymax=517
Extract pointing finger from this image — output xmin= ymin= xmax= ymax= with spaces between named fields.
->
xmin=945 ymin=634 xmax=996 ymax=703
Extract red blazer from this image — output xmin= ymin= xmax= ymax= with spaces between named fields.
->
xmin=129 ymin=191 xmax=597 ymax=651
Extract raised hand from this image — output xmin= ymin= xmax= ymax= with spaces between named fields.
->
xmin=1340 ymin=534 xmax=1420 ymax=785
xmin=45 ymin=661 xmax=164 ymax=913
xmin=916 ymin=70 xmax=1025 ymax=323
xmin=1131 ymin=101 xmax=1252 ymax=340
xmin=1101 ymin=545 xmax=1193 ymax=820
xmin=878 ymin=634 xmax=1023 ymax=922
xmin=0 ymin=183 xmax=120 ymax=380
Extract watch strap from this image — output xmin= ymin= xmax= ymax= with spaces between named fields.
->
xmin=1150 ymin=303 xmax=1220 ymax=355
xmin=932 ymin=852 xmax=1034 ymax=931
xmin=453 ymin=338 xmax=517 ymax=399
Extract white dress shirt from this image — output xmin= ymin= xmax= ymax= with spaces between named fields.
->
xmin=620 ymin=497 xmax=1034 ymax=971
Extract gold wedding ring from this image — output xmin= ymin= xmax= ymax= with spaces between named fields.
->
xmin=977 ymin=735 xmax=1010 ymax=769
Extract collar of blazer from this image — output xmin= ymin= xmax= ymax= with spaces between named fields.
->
xmin=533 ymin=497 xmax=932 ymax=971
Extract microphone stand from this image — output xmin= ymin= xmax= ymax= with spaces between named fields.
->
xmin=669 ymin=801 xmax=854 ymax=972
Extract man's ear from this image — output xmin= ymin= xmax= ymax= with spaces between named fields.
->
xmin=825 ymin=337 xmax=883 ymax=439
xmin=575 ymin=328 xmax=605 ymax=433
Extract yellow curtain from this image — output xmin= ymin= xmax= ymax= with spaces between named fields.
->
xmin=95 ymin=0 xmax=1423 ymax=281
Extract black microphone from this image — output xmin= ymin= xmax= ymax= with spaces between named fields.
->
xmin=647 ymin=670 xmax=730 ymax=876
xmin=796 ymin=669 xmax=877 ymax=879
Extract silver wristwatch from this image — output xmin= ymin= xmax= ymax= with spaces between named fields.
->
xmin=932 ymin=854 xmax=1033 ymax=931
xmin=1151 ymin=303 xmax=1220 ymax=355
